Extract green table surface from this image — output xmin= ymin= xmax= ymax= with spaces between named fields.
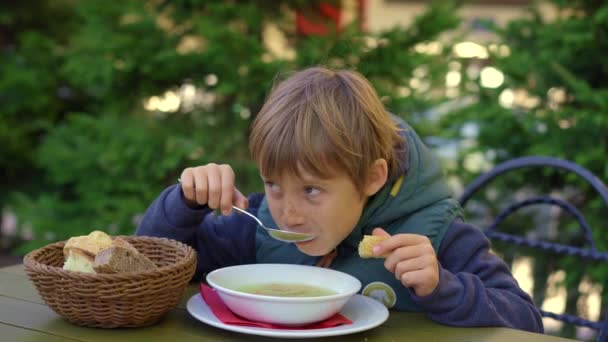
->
xmin=0 ymin=264 xmax=576 ymax=342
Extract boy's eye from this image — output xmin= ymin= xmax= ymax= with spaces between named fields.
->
xmin=305 ymin=186 xmax=320 ymax=196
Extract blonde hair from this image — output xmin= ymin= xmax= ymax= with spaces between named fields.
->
xmin=249 ymin=67 xmax=406 ymax=194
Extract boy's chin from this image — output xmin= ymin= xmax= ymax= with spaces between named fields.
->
xmin=294 ymin=241 xmax=334 ymax=257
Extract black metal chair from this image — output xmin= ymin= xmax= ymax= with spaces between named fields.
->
xmin=458 ymin=156 xmax=608 ymax=342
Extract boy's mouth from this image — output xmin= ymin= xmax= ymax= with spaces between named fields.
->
xmin=280 ymin=226 xmax=316 ymax=240
xmin=295 ymin=238 xmax=314 ymax=246
xmin=281 ymin=226 xmax=310 ymax=235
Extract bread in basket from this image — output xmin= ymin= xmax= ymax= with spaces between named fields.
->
xmin=23 ymin=235 xmax=197 ymax=328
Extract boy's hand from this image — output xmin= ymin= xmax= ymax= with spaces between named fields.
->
xmin=371 ymin=227 xmax=439 ymax=297
xmin=179 ymin=163 xmax=248 ymax=215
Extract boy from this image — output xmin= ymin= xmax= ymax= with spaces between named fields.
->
xmin=136 ymin=67 xmax=543 ymax=333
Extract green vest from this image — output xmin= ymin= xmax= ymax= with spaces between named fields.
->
xmin=255 ymin=121 xmax=463 ymax=311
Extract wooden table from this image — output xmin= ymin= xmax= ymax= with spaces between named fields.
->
xmin=0 ymin=264 xmax=575 ymax=342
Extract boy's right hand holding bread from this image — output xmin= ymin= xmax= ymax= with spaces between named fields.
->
xmin=63 ymin=230 xmax=157 ymax=274
xmin=359 ymin=228 xmax=439 ymax=297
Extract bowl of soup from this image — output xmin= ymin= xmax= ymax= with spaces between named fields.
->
xmin=206 ymin=263 xmax=362 ymax=326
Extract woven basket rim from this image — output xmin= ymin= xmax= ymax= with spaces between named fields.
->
xmin=23 ymin=235 xmax=196 ymax=280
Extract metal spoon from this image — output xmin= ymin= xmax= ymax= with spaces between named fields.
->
xmin=177 ymin=178 xmax=314 ymax=243
xmin=231 ymin=206 xmax=315 ymax=243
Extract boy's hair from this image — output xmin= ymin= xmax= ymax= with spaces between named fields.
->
xmin=249 ymin=67 xmax=406 ymax=195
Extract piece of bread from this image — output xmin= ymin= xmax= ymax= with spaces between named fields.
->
xmin=93 ymin=245 xmax=157 ymax=273
xmin=63 ymin=230 xmax=114 ymax=258
xmin=62 ymin=248 xmax=96 ymax=273
xmin=62 ymin=230 xmax=155 ymax=273
xmin=62 ymin=230 xmax=113 ymax=273
xmin=358 ymin=235 xmax=389 ymax=259
xmin=112 ymin=236 xmax=138 ymax=252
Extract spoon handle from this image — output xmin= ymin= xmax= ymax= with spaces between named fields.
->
xmin=232 ymin=206 xmax=264 ymax=227
xmin=179 ymin=179 xmax=267 ymax=230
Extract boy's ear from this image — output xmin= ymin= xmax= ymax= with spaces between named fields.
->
xmin=364 ymin=159 xmax=388 ymax=196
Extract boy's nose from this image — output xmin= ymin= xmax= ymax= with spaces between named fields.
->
xmin=282 ymin=203 xmax=304 ymax=227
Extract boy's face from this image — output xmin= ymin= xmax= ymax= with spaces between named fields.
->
xmin=263 ymin=168 xmax=367 ymax=256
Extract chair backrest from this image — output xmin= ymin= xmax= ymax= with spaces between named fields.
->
xmin=458 ymin=156 xmax=608 ymax=341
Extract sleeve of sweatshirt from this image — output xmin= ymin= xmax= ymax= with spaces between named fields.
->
xmin=135 ymin=184 xmax=259 ymax=280
xmin=410 ymin=219 xmax=544 ymax=333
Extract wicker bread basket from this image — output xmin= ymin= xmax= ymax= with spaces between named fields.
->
xmin=23 ymin=236 xmax=197 ymax=328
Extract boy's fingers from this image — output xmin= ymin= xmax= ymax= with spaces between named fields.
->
xmin=371 ymin=230 xmax=430 ymax=258
xmin=370 ymin=227 xmax=391 ymax=256
xmin=193 ymin=171 xmax=208 ymax=206
xmin=372 ymin=227 xmax=390 ymax=237
xmin=219 ymin=165 xmax=235 ymax=215
xmin=205 ymin=166 xmax=221 ymax=209
xmin=379 ymin=234 xmax=429 ymax=253
xmin=398 ymin=268 xmax=427 ymax=289
xmin=392 ymin=258 xmax=418 ymax=279
xmin=390 ymin=253 xmax=429 ymax=276
xmin=234 ymin=188 xmax=249 ymax=210
xmin=180 ymin=170 xmax=196 ymax=202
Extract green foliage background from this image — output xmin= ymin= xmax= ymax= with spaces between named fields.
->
xmin=1 ymin=0 xmax=460 ymax=250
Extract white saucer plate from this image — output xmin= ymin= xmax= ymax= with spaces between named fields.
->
xmin=186 ymin=293 xmax=389 ymax=339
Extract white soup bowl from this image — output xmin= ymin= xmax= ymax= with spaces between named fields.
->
xmin=206 ymin=263 xmax=362 ymax=326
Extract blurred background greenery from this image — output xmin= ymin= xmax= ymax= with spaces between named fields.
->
xmin=1 ymin=0 xmax=607 ymax=339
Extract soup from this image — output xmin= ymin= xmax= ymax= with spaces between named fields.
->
xmin=236 ymin=282 xmax=337 ymax=297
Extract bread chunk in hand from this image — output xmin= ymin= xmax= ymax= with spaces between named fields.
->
xmin=93 ymin=246 xmax=157 ymax=273
xmin=358 ymin=235 xmax=389 ymax=258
